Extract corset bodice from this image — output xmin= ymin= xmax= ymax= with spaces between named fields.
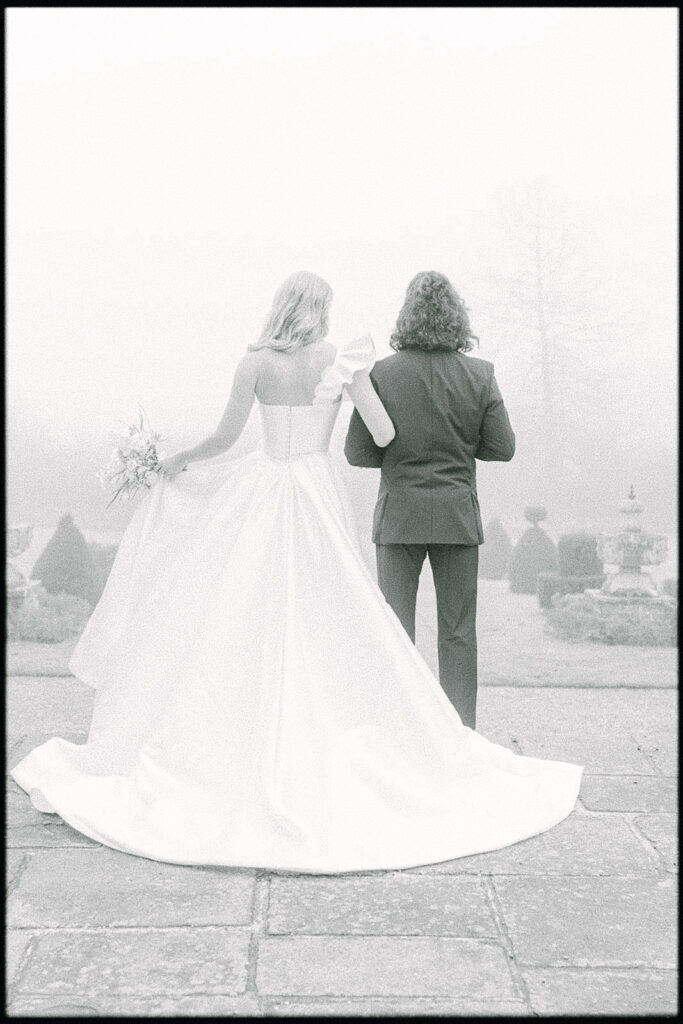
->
xmin=258 ymin=401 xmax=341 ymax=461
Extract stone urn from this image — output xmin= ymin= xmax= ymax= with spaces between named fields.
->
xmin=6 ymin=523 xmax=36 ymax=614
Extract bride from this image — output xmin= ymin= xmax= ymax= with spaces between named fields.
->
xmin=12 ymin=270 xmax=582 ymax=873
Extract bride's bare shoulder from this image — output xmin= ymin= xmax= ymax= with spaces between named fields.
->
xmin=232 ymin=349 xmax=265 ymax=388
xmin=236 ymin=350 xmax=265 ymax=370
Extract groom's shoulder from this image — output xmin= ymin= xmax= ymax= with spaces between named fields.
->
xmin=458 ymin=351 xmax=493 ymax=377
xmin=370 ymin=352 xmax=398 ymax=384
xmin=371 ymin=350 xmax=416 ymax=379
xmin=371 ymin=352 xmax=394 ymax=375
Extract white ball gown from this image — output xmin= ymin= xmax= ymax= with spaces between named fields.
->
xmin=12 ymin=337 xmax=583 ymax=873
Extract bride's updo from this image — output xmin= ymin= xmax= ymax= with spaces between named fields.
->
xmin=250 ymin=271 xmax=333 ymax=353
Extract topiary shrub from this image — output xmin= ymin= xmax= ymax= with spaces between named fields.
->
xmin=479 ymin=519 xmax=512 ymax=579
xmin=557 ymin=532 xmax=603 ymax=577
xmin=524 ymin=506 xmax=548 ymax=526
xmin=509 ymin=507 xmax=558 ymax=594
xmin=89 ymin=542 xmax=119 ymax=602
xmin=545 ymin=592 xmax=677 ymax=646
xmin=537 ymin=531 xmax=605 ymax=608
xmin=7 ymin=586 xmax=92 ymax=643
xmin=31 ymin=514 xmax=98 ymax=606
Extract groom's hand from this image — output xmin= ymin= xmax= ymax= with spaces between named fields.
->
xmin=344 ymin=407 xmax=385 ymax=467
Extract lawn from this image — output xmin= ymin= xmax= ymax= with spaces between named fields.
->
xmin=7 ymin=576 xmax=676 ymax=687
xmin=7 ymin=638 xmax=78 ymax=677
xmin=415 ymin=577 xmax=676 ymax=688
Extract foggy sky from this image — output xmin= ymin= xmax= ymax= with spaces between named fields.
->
xmin=6 ymin=8 xmax=678 ymax=530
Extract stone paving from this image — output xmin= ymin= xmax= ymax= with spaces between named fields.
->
xmin=6 ymin=675 xmax=678 ymax=1017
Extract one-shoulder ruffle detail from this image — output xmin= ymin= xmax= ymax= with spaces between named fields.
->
xmin=313 ymin=334 xmax=376 ymax=404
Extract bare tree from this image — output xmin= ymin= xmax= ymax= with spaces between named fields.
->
xmin=479 ymin=176 xmax=633 ymax=516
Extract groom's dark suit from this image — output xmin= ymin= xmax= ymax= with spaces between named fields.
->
xmin=344 ymin=348 xmax=515 ymax=728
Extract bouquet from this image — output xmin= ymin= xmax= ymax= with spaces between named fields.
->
xmin=100 ymin=409 xmax=164 ymax=507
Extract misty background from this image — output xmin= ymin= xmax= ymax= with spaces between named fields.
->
xmin=6 ymin=8 xmax=678 ymax=566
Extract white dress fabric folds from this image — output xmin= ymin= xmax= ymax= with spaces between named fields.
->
xmin=12 ymin=337 xmax=583 ymax=872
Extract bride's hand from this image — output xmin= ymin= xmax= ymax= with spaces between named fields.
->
xmin=158 ymin=454 xmax=188 ymax=480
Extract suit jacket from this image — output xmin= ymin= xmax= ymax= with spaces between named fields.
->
xmin=344 ymin=348 xmax=515 ymax=545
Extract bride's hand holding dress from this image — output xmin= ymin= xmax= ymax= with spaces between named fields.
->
xmin=158 ymin=454 xmax=187 ymax=479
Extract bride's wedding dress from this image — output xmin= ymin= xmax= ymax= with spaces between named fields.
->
xmin=12 ymin=338 xmax=582 ymax=872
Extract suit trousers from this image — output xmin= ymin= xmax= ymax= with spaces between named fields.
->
xmin=376 ymin=543 xmax=479 ymax=729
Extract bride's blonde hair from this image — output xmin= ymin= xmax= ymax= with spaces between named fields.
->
xmin=250 ymin=271 xmax=333 ymax=353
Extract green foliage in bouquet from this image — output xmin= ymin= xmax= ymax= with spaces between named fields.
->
xmin=545 ymin=592 xmax=677 ymax=646
xmin=509 ymin=509 xmax=558 ymax=594
xmin=537 ymin=532 xmax=605 ymax=608
xmin=7 ymin=586 xmax=92 ymax=644
xmin=479 ymin=518 xmax=512 ymax=579
xmin=31 ymin=514 xmax=98 ymax=606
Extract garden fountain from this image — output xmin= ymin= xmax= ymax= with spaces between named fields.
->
xmin=595 ymin=486 xmax=669 ymax=598
xmin=578 ymin=487 xmax=676 ymax=642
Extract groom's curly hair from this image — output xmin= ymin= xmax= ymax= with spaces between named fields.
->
xmin=390 ymin=271 xmax=479 ymax=353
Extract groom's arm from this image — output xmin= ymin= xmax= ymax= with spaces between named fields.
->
xmin=475 ymin=367 xmax=516 ymax=462
xmin=344 ymin=373 xmax=387 ymax=467
xmin=344 ymin=407 xmax=385 ymax=467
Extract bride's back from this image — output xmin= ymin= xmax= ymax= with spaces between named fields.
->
xmin=254 ymin=340 xmax=337 ymax=406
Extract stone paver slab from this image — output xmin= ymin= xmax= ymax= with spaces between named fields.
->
xmin=7 ymin=994 xmax=262 ymax=1016
xmin=511 ymin=728 xmax=652 ymax=775
xmin=633 ymin=733 xmax=679 ymax=775
xmin=523 ymin=967 xmax=678 ymax=1016
xmin=7 ymin=790 xmax=101 ymax=849
xmin=6 ymin=735 xmax=26 ymax=772
xmin=7 ymin=677 xmax=93 ymax=736
xmin=256 ymin=936 xmax=516 ymax=998
xmin=580 ymin=775 xmax=677 ymax=813
xmin=494 ymin=875 xmax=677 ymax=967
xmin=6 ymin=930 xmax=35 ymax=988
xmin=411 ymin=814 xmax=659 ymax=876
xmin=6 ymin=776 xmax=26 ymax=796
xmin=6 ymin=1002 xmax=101 ymax=1017
xmin=264 ymin=997 xmax=529 ymax=1016
xmin=477 ymin=688 xmax=676 ymax=775
xmin=634 ymin=814 xmax=678 ymax=871
xmin=267 ymin=874 xmax=496 ymax=936
xmin=15 ymin=928 xmax=251 ymax=998
xmin=9 ymin=847 xmax=255 ymax=928
xmin=6 ymin=850 xmax=28 ymax=892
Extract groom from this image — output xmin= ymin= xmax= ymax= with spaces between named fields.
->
xmin=344 ymin=272 xmax=515 ymax=729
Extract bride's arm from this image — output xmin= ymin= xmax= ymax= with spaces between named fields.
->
xmin=345 ymin=372 xmax=396 ymax=448
xmin=160 ymin=354 xmax=258 ymax=477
